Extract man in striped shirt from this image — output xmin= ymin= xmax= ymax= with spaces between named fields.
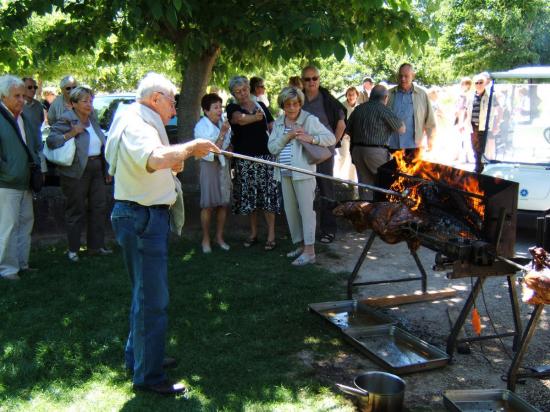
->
xmin=346 ymin=84 xmax=405 ymax=200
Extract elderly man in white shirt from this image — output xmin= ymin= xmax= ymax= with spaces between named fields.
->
xmin=105 ymin=72 xmax=219 ymax=396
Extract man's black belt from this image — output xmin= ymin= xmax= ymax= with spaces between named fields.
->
xmin=353 ymin=143 xmax=389 ymax=149
xmin=88 ymin=155 xmax=102 ymax=160
xmin=116 ymin=199 xmax=170 ymax=210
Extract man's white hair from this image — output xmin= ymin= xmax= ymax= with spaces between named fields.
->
xmin=136 ymin=72 xmax=177 ymax=100
xmin=0 ymin=75 xmax=24 ymax=99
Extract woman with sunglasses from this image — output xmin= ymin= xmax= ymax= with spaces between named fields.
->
xmin=47 ymin=75 xmax=78 ymax=125
xmin=47 ymin=86 xmax=112 ymax=262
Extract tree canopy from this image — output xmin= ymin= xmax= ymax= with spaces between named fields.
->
xmin=0 ymin=0 xmax=427 ymax=139
xmin=440 ymin=0 xmax=550 ymax=74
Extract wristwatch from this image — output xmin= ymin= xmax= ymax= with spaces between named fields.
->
xmin=312 ymin=136 xmax=320 ymax=145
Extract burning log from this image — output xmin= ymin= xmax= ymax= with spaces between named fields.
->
xmin=522 ymin=247 xmax=550 ymax=305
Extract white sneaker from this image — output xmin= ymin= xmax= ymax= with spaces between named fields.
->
xmin=291 ymin=253 xmax=316 ymax=266
xmin=217 ymin=242 xmax=230 ymax=251
xmin=286 ymin=248 xmax=303 ymax=258
xmin=67 ymin=251 xmax=79 ymax=262
xmin=2 ymin=273 xmax=20 ymax=281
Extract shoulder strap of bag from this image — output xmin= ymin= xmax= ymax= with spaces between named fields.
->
xmin=0 ymin=105 xmax=36 ymax=165
xmin=254 ymin=101 xmax=270 ymax=132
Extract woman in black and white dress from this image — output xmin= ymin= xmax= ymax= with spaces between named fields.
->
xmin=226 ymin=76 xmax=281 ymax=251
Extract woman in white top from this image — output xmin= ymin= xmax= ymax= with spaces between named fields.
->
xmin=268 ymin=87 xmax=335 ymax=265
xmin=47 ymin=86 xmax=111 ymax=262
xmin=335 ymin=86 xmax=359 ymax=181
xmin=194 ymin=93 xmax=232 ymax=253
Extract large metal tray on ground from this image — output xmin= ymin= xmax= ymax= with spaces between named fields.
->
xmin=343 ymin=325 xmax=450 ymax=374
xmin=308 ymin=300 xmax=395 ymax=330
xmin=442 ymin=389 xmax=541 ymax=412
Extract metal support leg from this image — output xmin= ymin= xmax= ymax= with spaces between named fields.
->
xmin=507 ymin=304 xmax=545 ymax=391
xmin=411 ymin=249 xmax=428 ymax=293
xmin=506 ymin=275 xmax=522 ymax=351
xmin=446 ymin=277 xmax=485 ymax=358
xmin=347 ymin=232 xmax=376 ymax=299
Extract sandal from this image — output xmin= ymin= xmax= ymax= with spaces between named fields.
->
xmin=319 ymin=233 xmax=335 ymax=244
xmin=264 ymin=240 xmax=277 ymax=251
xmin=243 ymin=237 xmax=258 ymax=248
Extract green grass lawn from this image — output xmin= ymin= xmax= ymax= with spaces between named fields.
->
xmin=0 ymin=236 xmax=354 ymax=411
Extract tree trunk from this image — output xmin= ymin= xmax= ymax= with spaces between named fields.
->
xmin=177 ymin=45 xmax=220 ymax=143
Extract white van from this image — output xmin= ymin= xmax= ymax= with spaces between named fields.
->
xmin=482 ymin=66 xmax=550 ymax=227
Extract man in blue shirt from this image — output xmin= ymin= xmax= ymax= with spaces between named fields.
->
xmin=388 ymin=63 xmax=435 ymax=157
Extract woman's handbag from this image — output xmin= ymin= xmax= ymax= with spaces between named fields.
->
xmin=43 ymin=138 xmax=76 ymax=166
xmin=300 ymin=141 xmax=335 ymax=165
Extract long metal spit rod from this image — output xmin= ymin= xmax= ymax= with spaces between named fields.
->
xmin=218 ymin=150 xmax=407 ymax=198
xmin=496 ymin=255 xmax=527 ymax=272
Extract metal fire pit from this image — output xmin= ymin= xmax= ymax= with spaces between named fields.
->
xmin=376 ymin=158 xmax=518 ymax=260
xmin=346 ymin=158 xmax=525 ymax=359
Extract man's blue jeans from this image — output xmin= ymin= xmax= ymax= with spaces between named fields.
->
xmin=111 ymin=201 xmax=170 ymax=385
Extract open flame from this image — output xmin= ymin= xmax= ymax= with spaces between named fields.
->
xmin=390 ymin=150 xmax=485 ymax=219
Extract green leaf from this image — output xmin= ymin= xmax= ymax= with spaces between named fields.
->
xmin=150 ymin=2 xmax=163 ymax=20
xmin=334 ymin=43 xmax=346 ymax=61
xmin=310 ymin=20 xmax=321 ymax=37
xmin=173 ymin=0 xmax=182 ymax=12
xmin=166 ymin=6 xmax=178 ymax=28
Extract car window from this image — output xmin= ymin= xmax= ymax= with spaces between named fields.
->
xmin=485 ymin=83 xmax=550 ymax=165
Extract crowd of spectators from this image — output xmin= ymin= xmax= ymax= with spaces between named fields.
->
xmin=0 ymin=66 xmax=510 ymax=396
xmin=1 ymin=63 xmax=503 ymax=282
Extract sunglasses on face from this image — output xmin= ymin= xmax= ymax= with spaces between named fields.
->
xmin=475 ymin=81 xmax=484 ymax=85
xmin=257 ymin=85 xmax=265 ymax=89
xmin=302 ymin=76 xmax=319 ymax=82
xmin=27 ymin=85 xmax=38 ymax=90
xmin=65 ymin=86 xmax=76 ymax=91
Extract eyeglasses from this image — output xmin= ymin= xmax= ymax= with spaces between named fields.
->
xmin=474 ymin=81 xmax=484 ymax=85
xmin=65 ymin=86 xmax=76 ymax=91
xmin=157 ymin=91 xmax=176 ymax=107
xmin=302 ymin=76 xmax=319 ymax=82
xmin=27 ymin=85 xmax=38 ymax=90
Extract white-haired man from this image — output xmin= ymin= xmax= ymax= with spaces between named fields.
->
xmin=105 ymin=72 xmax=219 ymax=395
xmin=388 ymin=63 xmax=436 ymax=157
xmin=0 ymin=75 xmax=42 ymax=281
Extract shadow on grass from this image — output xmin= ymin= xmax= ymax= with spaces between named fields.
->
xmin=0 ymin=237 xmax=350 ymax=411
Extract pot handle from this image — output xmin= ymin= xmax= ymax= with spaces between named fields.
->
xmin=335 ymin=383 xmax=369 ymax=398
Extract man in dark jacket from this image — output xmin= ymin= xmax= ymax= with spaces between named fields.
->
xmin=347 ymin=84 xmax=405 ymax=200
xmin=301 ymin=65 xmax=346 ymax=243
xmin=0 ymin=75 xmax=42 ymax=281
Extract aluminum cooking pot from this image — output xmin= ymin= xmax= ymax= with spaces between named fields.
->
xmin=336 ymin=371 xmax=405 ymax=412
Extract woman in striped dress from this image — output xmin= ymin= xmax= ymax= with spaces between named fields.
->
xmin=268 ymin=87 xmax=335 ymax=265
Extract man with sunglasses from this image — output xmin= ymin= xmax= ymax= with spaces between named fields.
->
xmin=464 ymin=73 xmax=500 ymax=173
xmin=22 ymin=77 xmax=45 ymax=131
xmin=301 ymin=65 xmax=346 ymax=244
xmin=47 ymin=75 xmax=78 ymax=125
